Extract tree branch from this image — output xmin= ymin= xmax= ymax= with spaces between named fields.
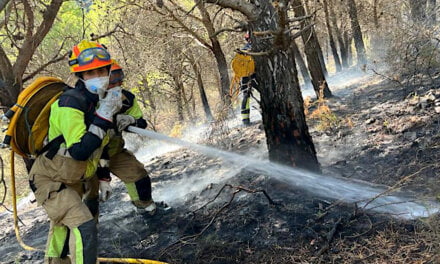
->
xmin=168 ymin=0 xmax=203 ymax=23
xmin=160 ymin=1 xmax=212 ymax=50
xmin=13 ymin=0 xmax=64 ymax=79
xmin=0 ymin=45 xmax=13 ymax=81
xmin=22 ymin=51 xmax=68 ymax=83
xmin=22 ymin=0 xmax=34 ymax=39
xmin=210 ymin=25 xmax=245 ymax=38
xmin=287 ymin=14 xmax=313 ymax=23
xmin=204 ymin=0 xmax=259 ymax=21
xmin=90 ymin=24 xmax=129 ymax=41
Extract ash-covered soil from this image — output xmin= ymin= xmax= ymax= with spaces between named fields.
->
xmin=1 ymin=72 xmax=440 ymax=263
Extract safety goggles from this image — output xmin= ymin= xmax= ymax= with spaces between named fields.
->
xmin=69 ymin=47 xmax=111 ymax=66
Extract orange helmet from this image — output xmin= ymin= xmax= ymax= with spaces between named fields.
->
xmin=110 ymin=59 xmax=124 ymax=84
xmin=110 ymin=59 xmax=123 ymax=71
xmin=68 ymin=40 xmax=112 ymax=73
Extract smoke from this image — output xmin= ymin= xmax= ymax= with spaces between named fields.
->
xmin=152 ymin=166 xmax=245 ymax=207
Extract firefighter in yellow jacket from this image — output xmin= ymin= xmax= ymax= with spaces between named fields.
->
xmin=83 ymin=60 xmax=156 ymax=220
xmin=29 ymin=40 xmax=121 ymax=264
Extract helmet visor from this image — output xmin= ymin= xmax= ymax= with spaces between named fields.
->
xmin=77 ymin=47 xmax=111 ymax=66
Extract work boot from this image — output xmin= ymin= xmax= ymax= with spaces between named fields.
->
xmin=133 ymin=200 xmax=157 ymax=216
xmin=242 ymin=119 xmax=251 ymax=126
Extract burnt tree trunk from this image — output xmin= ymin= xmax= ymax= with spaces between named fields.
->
xmin=291 ymin=40 xmax=312 ymax=89
xmin=347 ymin=0 xmax=367 ymax=65
xmin=251 ymin=1 xmax=320 ymax=172
xmin=323 ymin=0 xmax=342 ymax=72
xmin=292 ymin=0 xmax=332 ymax=98
xmin=316 ymin=34 xmax=329 ymax=78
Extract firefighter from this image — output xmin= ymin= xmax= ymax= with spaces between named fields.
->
xmin=83 ymin=60 xmax=156 ymax=220
xmin=29 ymin=40 xmax=121 ymax=264
xmin=239 ymin=33 xmax=257 ymax=126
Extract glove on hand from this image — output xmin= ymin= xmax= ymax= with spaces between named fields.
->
xmin=95 ymin=87 xmax=123 ymax=122
xmin=99 ymin=180 xmax=112 ymax=202
xmin=116 ymin=114 xmax=136 ymax=132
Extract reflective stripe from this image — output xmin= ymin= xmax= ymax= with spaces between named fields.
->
xmin=46 ymin=225 xmax=68 ymax=258
xmin=88 ymin=124 xmax=105 ymax=139
xmin=99 ymin=159 xmax=109 ymax=167
xmin=126 ymin=182 xmax=139 ymax=201
xmin=72 ymin=227 xmax=84 ymax=264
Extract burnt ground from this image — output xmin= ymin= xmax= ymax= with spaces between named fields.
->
xmin=1 ymin=71 xmax=440 ymax=263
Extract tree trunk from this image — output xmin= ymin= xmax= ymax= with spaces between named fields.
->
xmin=323 ymin=0 xmax=342 ymax=72
xmin=292 ymin=0 xmax=332 ymax=98
xmin=141 ymin=77 xmax=157 ymax=112
xmin=251 ymin=0 xmax=320 ymax=172
xmin=180 ymin=81 xmax=193 ymax=121
xmin=329 ymin=0 xmax=349 ymax=68
xmin=190 ymin=58 xmax=213 ymax=122
xmin=344 ymin=31 xmax=353 ymax=66
xmin=316 ymin=34 xmax=329 ymax=78
xmin=347 ymin=0 xmax=367 ymax=65
xmin=197 ymin=2 xmax=231 ymax=107
xmin=137 ymin=78 xmax=158 ymax=131
xmin=0 ymin=79 xmax=19 ymax=108
xmin=174 ymin=76 xmax=185 ymax=122
xmin=291 ymin=40 xmax=312 ymax=89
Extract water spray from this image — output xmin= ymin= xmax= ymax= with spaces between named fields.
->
xmin=128 ymin=126 xmax=439 ymax=219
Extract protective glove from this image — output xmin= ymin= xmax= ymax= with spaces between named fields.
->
xmin=95 ymin=87 xmax=123 ymax=122
xmin=116 ymin=114 xmax=136 ymax=132
xmin=99 ymin=180 xmax=112 ymax=202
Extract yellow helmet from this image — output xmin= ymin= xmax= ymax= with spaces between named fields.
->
xmin=68 ymin=40 xmax=112 ymax=73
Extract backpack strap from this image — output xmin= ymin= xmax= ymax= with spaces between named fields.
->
xmin=37 ymin=135 xmax=65 ymax=159
xmin=62 ymin=87 xmax=89 ymax=112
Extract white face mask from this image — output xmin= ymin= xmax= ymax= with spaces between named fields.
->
xmin=83 ymin=76 xmax=109 ymax=99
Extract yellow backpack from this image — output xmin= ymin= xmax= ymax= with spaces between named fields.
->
xmin=2 ymin=77 xmax=66 ymax=158
xmin=230 ymin=52 xmax=255 ymax=98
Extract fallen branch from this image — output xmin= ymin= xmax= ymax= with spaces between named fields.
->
xmin=369 ymin=68 xmax=404 ymax=87
xmin=315 ymin=217 xmax=342 ymax=257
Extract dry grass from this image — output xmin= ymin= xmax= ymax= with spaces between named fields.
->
xmin=304 ymin=86 xmax=345 ymax=132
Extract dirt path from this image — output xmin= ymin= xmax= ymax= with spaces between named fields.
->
xmin=1 ymin=72 xmax=439 ymax=263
